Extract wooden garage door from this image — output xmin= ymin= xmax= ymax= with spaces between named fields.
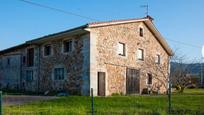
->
xmin=126 ymin=68 xmax=140 ymax=94
xmin=98 ymin=72 xmax=106 ymax=96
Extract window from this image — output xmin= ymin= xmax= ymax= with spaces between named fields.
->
xmin=63 ymin=40 xmax=72 ymax=53
xmin=155 ymin=54 xmax=161 ymax=64
xmin=26 ymin=70 xmax=33 ymax=82
xmin=139 ymin=27 xmax=144 ymax=37
xmin=54 ymin=68 xmax=64 ymax=80
xmin=118 ymin=42 xmax=126 ymax=56
xmin=23 ymin=56 xmax=26 ymax=64
xmin=44 ymin=45 xmax=51 ymax=56
xmin=7 ymin=58 xmax=10 ymax=65
xmin=27 ymin=48 xmax=34 ymax=67
xmin=137 ymin=49 xmax=144 ymax=60
xmin=147 ymin=73 xmax=152 ymax=85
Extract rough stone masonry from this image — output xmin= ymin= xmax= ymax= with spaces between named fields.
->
xmin=0 ymin=16 xmax=173 ymax=96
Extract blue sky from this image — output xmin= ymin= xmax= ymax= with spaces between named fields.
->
xmin=0 ymin=0 xmax=203 ymax=62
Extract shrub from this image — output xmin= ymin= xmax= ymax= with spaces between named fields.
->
xmin=142 ymin=88 xmax=149 ymax=94
xmin=111 ymin=92 xmax=124 ymax=96
xmin=175 ymin=85 xmax=181 ymax=90
xmin=188 ymin=84 xmax=197 ymax=89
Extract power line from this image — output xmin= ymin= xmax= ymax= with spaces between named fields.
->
xmin=18 ymin=0 xmax=99 ymax=21
xmin=166 ymin=38 xmax=201 ymax=49
xmin=16 ymin=0 xmax=203 ymax=50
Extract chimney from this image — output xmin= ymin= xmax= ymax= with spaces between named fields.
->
xmin=146 ymin=15 xmax=154 ymax=21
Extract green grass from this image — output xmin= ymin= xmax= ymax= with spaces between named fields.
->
xmin=183 ymin=88 xmax=204 ymax=95
xmin=3 ymin=89 xmax=204 ymax=115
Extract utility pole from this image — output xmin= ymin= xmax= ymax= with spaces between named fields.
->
xmin=201 ymin=59 xmax=203 ymax=86
xmin=201 ymin=45 xmax=204 ymax=87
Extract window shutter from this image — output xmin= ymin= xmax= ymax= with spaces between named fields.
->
xmin=155 ymin=54 xmax=160 ymax=64
xmin=118 ymin=42 xmax=125 ymax=56
xmin=137 ymin=49 xmax=143 ymax=60
xmin=118 ymin=43 xmax=123 ymax=55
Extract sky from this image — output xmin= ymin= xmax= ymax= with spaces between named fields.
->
xmin=0 ymin=0 xmax=203 ymax=62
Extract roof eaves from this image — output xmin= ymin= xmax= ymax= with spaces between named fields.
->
xmin=0 ymin=43 xmax=27 ymax=55
xmin=26 ymin=24 xmax=88 ymax=44
xmin=0 ymin=24 xmax=89 ymax=55
xmin=144 ymin=20 xmax=174 ymax=56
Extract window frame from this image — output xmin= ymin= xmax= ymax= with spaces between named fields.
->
xmin=118 ymin=42 xmax=126 ymax=56
xmin=23 ymin=56 xmax=26 ymax=64
xmin=147 ymin=73 xmax=152 ymax=85
xmin=62 ymin=39 xmax=73 ymax=53
xmin=54 ymin=68 xmax=65 ymax=81
xmin=26 ymin=70 xmax=33 ymax=82
xmin=155 ymin=54 xmax=161 ymax=64
xmin=139 ymin=27 xmax=144 ymax=37
xmin=137 ymin=48 xmax=144 ymax=61
xmin=43 ymin=44 xmax=52 ymax=57
xmin=7 ymin=58 xmax=10 ymax=65
xmin=27 ymin=48 xmax=34 ymax=67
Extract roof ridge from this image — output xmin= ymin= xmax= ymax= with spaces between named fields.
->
xmin=88 ymin=17 xmax=149 ymax=26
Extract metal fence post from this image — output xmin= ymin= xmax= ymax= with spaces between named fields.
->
xmin=91 ymin=88 xmax=94 ymax=115
xmin=168 ymin=59 xmax=172 ymax=115
xmin=168 ymin=83 xmax=171 ymax=115
xmin=0 ymin=91 xmax=2 ymax=115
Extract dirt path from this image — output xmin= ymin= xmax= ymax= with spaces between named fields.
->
xmin=3 ymin=95 xmax=58 ymax=106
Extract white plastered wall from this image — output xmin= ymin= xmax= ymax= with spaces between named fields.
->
xmin=89 ymin=29 xmax=98 ymax=96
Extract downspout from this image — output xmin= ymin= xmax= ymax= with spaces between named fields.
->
xmin=20 ymin=53 xmax=23 ymax=92
xmin=37 ymin=45 xmax=41 ymax=95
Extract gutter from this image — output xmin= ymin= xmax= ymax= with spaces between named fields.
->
xmin=26 ymin=25 xmax=88 ymax=44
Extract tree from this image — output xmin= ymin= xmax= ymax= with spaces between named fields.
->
xmin=141 ymin=54 xmax=170 ymax=94
xmin=170 ymin=52 xmax=198 ymax=93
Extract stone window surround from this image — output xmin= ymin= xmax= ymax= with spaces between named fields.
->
xmin=117 ymin=42 xmax=126 ymax=56
xmin=42 ymin=43 xmax=53 ymax=57
xmin=54 ymin=68 xmax=64 ymax=80
xmin=61 ymin=38 xmax=74 ymax=54
xmin=155 ymin=53 xmax=161 ymax=64
xmin=26 ymin=70 xmax=34 ymax=82
xmin=137 ymin=48 xmax=145 ymax=61
xmin=22 ymin=56 xmax=26 ymax=64
xmin=7 ymin=57 xmax=10 ymax=65
xmin=26 ymin=46 xmax=35 ymax=67
xmin=52 ymin=65 xmax=67 ymax=81
xmin=138 ymin=25 xmax=144 ymax=38
xmin=146 ymin=73 xmax=153 ymax=85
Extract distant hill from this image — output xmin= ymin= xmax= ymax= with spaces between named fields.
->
xmin=171 ymin=62 xmax=204 ymax=76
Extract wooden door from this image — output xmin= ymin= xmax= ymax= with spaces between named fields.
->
xmin=98 ymin=72 xmax=106 ymax=96
xmin=126 ymin=68 xmax=140 ymax=94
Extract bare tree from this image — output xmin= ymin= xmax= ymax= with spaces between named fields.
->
xmin=141 ymin=54 xmax=170 ymax=94
xmin=170 ymin=52 xmax=199 ymax=93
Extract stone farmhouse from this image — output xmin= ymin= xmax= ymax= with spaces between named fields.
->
xmin=0 ymin=16 xmax=173 ymax=96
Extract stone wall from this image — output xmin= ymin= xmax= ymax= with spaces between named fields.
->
xmin=0 ymin=33 xmax=90 ymax=95
xmin=22 ymin=45 xmax=40 ymax=92
xmin=0 ymin=53 xmax=21 ymax=90
xmin=0 ymin=21 xmax=169 ymax=96
xmin=0 ymin=45 xmax=40 ymax=92
xmin=38 ymin=34 xmax=90 ymax=95
xmin=90 ymin=22 xmax=170 ymax=95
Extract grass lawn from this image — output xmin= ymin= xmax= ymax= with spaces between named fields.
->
xmin=3 ymin=89 xmax=204 ymax=115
